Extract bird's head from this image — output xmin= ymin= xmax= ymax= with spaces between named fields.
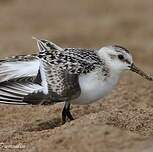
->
xmin=98 ymin=45 xmax=153 ymax=81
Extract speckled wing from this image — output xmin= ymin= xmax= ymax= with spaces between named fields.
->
xmin=0 ymin=54 xmax=39 ymax=82
xmin=40 ymin=60 xmax=81 ymax=102
xmin=36 ymin=39 xmax=106 ymax=101
xmin=42 ymin=48 xmax=104 ymax=74
xmin=36 ymin=39 xmax=105 ymax=75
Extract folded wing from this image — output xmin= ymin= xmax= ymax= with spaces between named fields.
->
xmin=38 ymin=56 xmax=81 ymax=102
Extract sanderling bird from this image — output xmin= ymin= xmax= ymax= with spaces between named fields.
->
xmin=0 ymin=39 xmax=152 ymax=123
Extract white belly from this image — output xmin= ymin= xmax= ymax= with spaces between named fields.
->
xmin=71 ymin=70 xmax=119 ymax=105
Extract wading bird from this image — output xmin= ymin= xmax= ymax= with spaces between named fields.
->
xmin=0 ymin=39 xmax=152 ymax=123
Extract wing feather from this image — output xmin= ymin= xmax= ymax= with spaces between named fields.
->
xmin=36 ymin=39 xmax=104 ymax=75
xmin=0 ymin=55 xmax=39 ymax=82
xmin=0 ymin=81 xmax=46 ymax=105
xmin=40 ymin=61 xmax=81 ymax=102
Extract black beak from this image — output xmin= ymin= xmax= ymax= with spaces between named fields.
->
xmin=130 ymin=63 xmax=153 ymax=81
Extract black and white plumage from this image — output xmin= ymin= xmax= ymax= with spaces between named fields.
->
xmin=0 ymin=38 xmax=152 ymax=123
xmin=0 ymin=41 xmax=108 ymax=105
xmin=36 ymin=39 xmax=110 ymax=102
xmin=0 ymin=54 xmax=38 ymax=82
xmin=0 ymin=54 xmax=49 ymax=105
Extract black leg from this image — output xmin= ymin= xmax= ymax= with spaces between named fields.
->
xmin=62 ymin=103 xmax=67 ymax=124
xmin=62 ymin=102 xmax=74 ymax=124
xmin=66 ymin=103 xmax=74 ymax=121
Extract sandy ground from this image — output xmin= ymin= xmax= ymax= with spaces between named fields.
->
xmin=0 ymin=0 xmax=153 ymax=151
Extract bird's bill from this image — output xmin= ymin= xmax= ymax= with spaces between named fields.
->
xmin=130 ymin=63 xmax=153 ymax=81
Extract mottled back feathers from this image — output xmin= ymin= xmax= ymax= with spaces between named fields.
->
xmin=37 ymin=40 xmax=108 ymax=101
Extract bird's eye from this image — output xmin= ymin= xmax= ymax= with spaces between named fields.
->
xmin=118 ymin=54 xmax=124 ymax=60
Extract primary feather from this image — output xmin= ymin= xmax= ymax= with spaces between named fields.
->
xmin=0 ymin=54 xmax=39 ymax=82
xmin=0 ymin=40 xmax=81 ymax=105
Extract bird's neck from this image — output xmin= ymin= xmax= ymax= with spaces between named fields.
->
xmin=98 ymin=53 xmax=123 ymax=78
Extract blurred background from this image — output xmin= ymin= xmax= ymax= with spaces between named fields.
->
xmin=0 ymin=0 xmax=153 ymax=65
xmin=0 ymin=0 xmax=153 ymax=152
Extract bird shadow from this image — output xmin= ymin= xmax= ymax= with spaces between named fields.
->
xmin=22 ymin=117 xmax=62 ymax=132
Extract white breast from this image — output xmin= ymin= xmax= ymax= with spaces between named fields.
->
xmin=71 ymin=70 xmax=119 ymax=105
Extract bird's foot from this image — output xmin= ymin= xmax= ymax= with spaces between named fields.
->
xmin=62 ymin=102 xmax=74 ymax=124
